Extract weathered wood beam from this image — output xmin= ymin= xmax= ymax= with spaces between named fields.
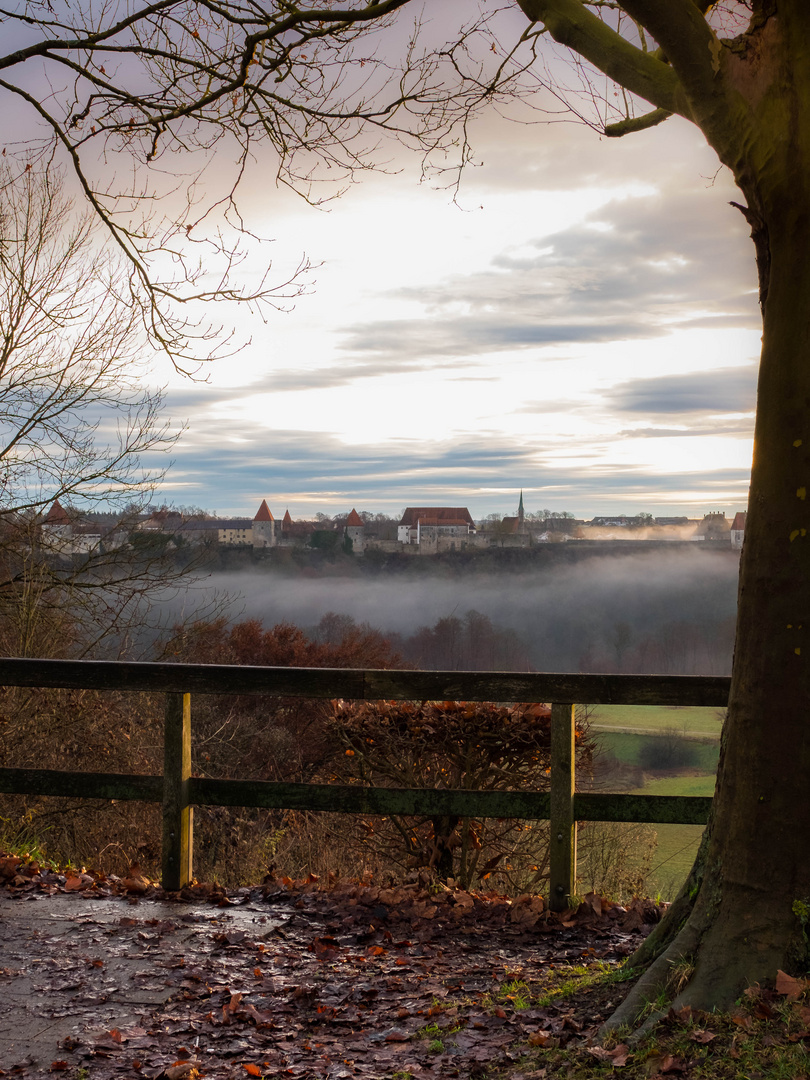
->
xmin=0 ymin=771 xmax=715 ymax=826
xmin=186 ymin=782 xmax=716 ymax=826
xmin=549 ymin=703 xmax=576 ymax=911
xmin=574 ymin=792 xmax=713 ymax=825
xmin=162 ymin=693 xmax=193 ymax=890
xmin=0 ymin=657 xmax=731 ymax=706
xmin=188 ymin=778 xmax=553 ymax=819
xmin=0 ymin=767 xmax=162 ymax=801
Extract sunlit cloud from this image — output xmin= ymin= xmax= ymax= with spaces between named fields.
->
xmin=157 ymin=110 xmax=760 ymax=519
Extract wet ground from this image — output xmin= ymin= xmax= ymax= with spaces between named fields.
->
xmin=0 ymin=876 xmax=661 ymax=1079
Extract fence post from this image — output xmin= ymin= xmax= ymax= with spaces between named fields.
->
xmin=162 ymin=692 xmax=193 ymax=890
xmin=549 ymin=702 xmax=576 ymax=911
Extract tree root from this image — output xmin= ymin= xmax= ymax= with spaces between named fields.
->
xmin=599 ymin=921 xmax=702 ymax=1035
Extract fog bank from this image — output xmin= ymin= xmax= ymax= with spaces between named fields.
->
xmin=173 ymin=548 xmax=739 ymax=674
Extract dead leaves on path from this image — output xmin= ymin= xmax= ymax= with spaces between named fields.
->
xmin=1 ymin=868 xmax=664 ymax=1079
xmin=0 ymin=853 xmax=160 ymax=898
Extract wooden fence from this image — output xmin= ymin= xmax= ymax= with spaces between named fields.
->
xmin=0 ymin=658 xmax=729 ymax=909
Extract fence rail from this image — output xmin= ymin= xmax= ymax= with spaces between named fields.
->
xmin=0 ymin=659 xmax=729 ymax=908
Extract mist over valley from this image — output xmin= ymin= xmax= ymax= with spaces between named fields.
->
xmin=172 ymin=546 xmax=740 ymax=675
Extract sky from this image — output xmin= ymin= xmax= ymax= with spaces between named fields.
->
xmin=153 ymin=49 xmax=761 ymax=522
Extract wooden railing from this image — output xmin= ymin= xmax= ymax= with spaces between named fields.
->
xmin=0 ymin=658 xmax=729 ymax=909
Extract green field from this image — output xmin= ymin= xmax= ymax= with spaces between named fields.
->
xmin=583 ymin=767 xmax=718 ymax=900
xmin=585 ymin=713 xmax=721 ymax=901
xmin=596 ymin=730 xmax=720 ymax=772
xmin=642 ymin=823 xmax=706 ymax=901
xmin=630 ymin=774 xmax=716 ymax=798
xmin=590 ymin=703 xmax=724 ymax=736
xmin=627 ymin=775 xmax=716 ymax=897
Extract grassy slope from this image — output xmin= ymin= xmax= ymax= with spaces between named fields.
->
xmin=597 ymin=731 xmax=720 ymax=772
xmin=588 ymin=716 xmax=722 ymax=901
xmin=626 ymin=776 xmax=717 ymax=899
xmin=590 ymin=704 xmax=724 ymax=735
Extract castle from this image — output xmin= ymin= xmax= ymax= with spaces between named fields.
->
xmin=40 ymin=496 xmax=748 ymax=557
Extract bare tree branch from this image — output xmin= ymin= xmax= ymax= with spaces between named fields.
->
xmin=516 ymin=0 xmax=685 ymax=116
xmin=605 ymin=104 xmax=671 ymax=135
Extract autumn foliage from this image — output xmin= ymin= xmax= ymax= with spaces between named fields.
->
xmin=2 ymin=611 xmax=601 ymax=893
xmin=166 ymin=615 xmax=406 ymax=783
xmin=324 ymin=699 xmax=594 ymax=890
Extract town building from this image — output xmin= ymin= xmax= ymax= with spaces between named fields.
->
xmin=38 ymin=497 xmax=751 ymax=559
xmin=252 ymin=500 xmax=275 ymax=548
xmin=397 ymin=508 xmax=477 ymax=552
xmin=731 ymin=511 xmax=747 ymax=550
xmin=693 ymin=512 xmax=732 ymax=541
xmin=344 ymin=509 xmax=366 ymax=552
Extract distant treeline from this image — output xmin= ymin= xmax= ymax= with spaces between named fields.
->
xmin=195 ymin=538 xmax=735 ymax=579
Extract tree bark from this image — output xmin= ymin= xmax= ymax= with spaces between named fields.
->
xmin=607 ymin=4 xmax=810 ymax=1023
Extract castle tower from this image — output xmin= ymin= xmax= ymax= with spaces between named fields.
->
xmin=252 ymin=499 xmax=275 ymax=548
xmin=43 ymin=498 xmax=72 ymax=538
xmin=345 ymin=508 xmax=365 ymax=552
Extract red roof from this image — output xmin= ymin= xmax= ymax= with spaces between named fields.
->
xmin=399 ymin=507 xmax=475 ymax=528
xmin=346 ymin=509 xmax=364 ymax=527
xmin=411 ymin=517 xmax=470 ymax=527
xmin=254 ymin=499 xmax=274 ymax=522
xmin=731 ymin=511 xmax=747 ymax=531
xmin=283 ymin=509 xmax=292 ymax=526
xmin=44 ymin=499 xmax=71 ymax=525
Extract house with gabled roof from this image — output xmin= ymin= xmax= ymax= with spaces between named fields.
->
xmin=694 ymin=512 xmax=732 ymax=541
xmin=398 ymin=507 xmax=476 ymax=552
xmin=41 ymin=499 xmax=105 ymax=554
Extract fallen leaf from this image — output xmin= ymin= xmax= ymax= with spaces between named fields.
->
xmin=528 ymin=1031 xmax=551 ymax=1047
xmin=689 ymin=1029 xmax=716 ymax=1044
xmin=658 ymin=1054 xmax=686 ymax=1074
xmin=587 ymin=1043 xmax=628 ymax=1066
xmin=122 ymin=877 xmax=148 ymax=895
xmin=729 ymin=1007 xmax=753 ymax=1029
xmin=157 ymin=1065 xmax=200 ymax=1080
xmin=776 ymin=969 xmax=808 ymax=1000
xmin=609 ymin=1044 xmax=630 ymax=1066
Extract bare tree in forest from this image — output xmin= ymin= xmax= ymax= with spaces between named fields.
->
xmin=1 ymin=0 xmax=808 ymax=1026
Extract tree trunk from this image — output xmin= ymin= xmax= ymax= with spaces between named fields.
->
xmin=430 ymin=814 xmax=459 ymax=880
xmin=608 ymin=118 xmax=810 ymax=1024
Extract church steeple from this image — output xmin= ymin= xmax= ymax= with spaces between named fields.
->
xmin=518 ymin=489 xmax=525 ymax=527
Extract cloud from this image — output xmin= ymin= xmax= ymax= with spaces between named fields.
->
xmin=155 ymin=102 xmax=759 ymax=519
xmin=609 ymin=366 xmax=757 ymax=415
xmin=618 ymin=425 xmax=753 ymax=439
xmin=463 ymin=105 xmax=735 ymax=198
xmin=331 ymin=184 xmax=758 ymax=366
xmin=339 ymin=316 xmax=657 ymax=357
xmin=158 ymin=411 xmax=751 ymax=519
